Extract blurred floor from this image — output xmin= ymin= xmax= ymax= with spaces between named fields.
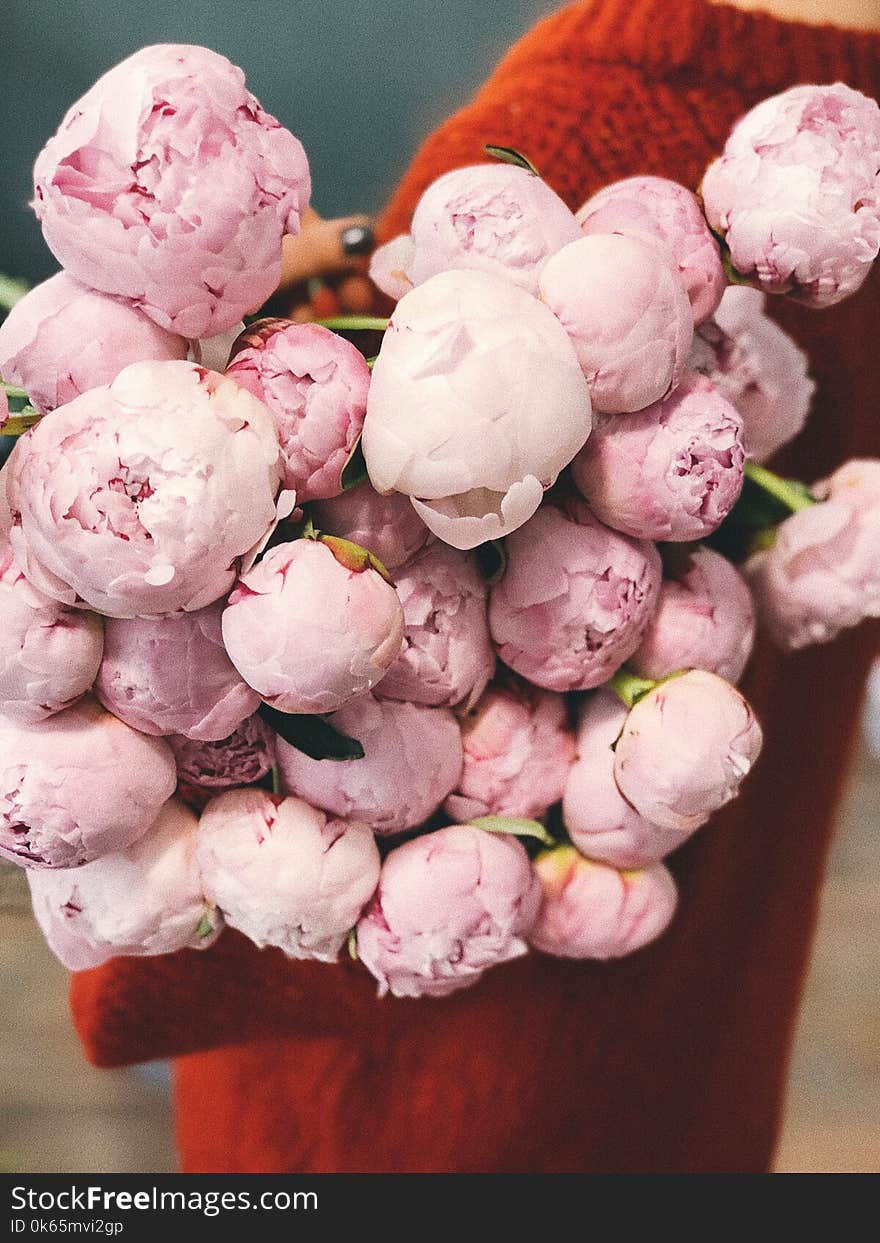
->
xmin=1 ymin=745 xmax=878 ymax=1174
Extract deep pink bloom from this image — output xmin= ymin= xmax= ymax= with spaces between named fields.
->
xmin=168 ymin=714 xmax=276 ymax=790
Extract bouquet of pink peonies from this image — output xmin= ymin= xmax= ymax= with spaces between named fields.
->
xmin=1 ymin=45 xmax=878 ymax=999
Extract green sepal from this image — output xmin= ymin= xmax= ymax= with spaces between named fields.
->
xmin=470 ymin=815 xmax=556 ymax=846
xmin=258 ymin=702 xmax=365 ymax=761
xmin=475 ymin=538 xmax=508 ymax=584
xmin=484 ymin=145 xmax=540 ymax=177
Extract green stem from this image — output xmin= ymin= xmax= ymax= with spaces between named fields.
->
xmin=1 ymin=381 xmax=29 ymax=400
xmin=271 ymin=764 xmax=281 ymax=797
xmin=315 ymin=316 xmax=390 ymax=333
xmin=744 ymin=462 xmax=816 ymax=513
xmin=609 ymin=668 xmax=657 ymax=710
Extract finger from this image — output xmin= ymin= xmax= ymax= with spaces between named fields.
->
xmin=280 ymin=214 xmax=374 ymax=288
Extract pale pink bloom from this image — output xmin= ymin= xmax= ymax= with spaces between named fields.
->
xmin=528 ymin=846 xmax=677 ymax=959
xmin=222 ymin=539 xmax=403 ymax=714
xmin=0 ymin=272 xmax=187 ymax=414
xmin=0 ymin=389 xmax=7 ymax=429
xmin=368 ymin=234 xmax=416 ymax=301
xmin=0 ymin=696 xmax=176 ymax=869
xmin=375 ymin=543 xmax=494 ymax=708
xmin=0 ymin=537 xmax=103 ymax=722
xmin=28 ymin=797 xmax=221 ymax=970
xmin=538 ymin=234 xmax=693 ymax=413
xmin=689 ymin=286 xmax=815 ymax=461
xmin=395 ymin=163 xmax=581 ymax=295
xmin=488 ymin=500 xmax=661 ymax=691
xmin=576 ymin=176 xmax=725 ymax=324
xmin=572 ymin=373 xmax=744 ymax=541
xmin=356 ymin=824 xmax=541 ymax=998
xmin=310 ymin=485 xmax=428 ymax=572
xmin=197 ymin=788 xmax=379 ymax=962
xmin=444 ymin=682 xmax=575 ymax=823
xmin=276 ymin=693 xmax=462 ymax=835
xmin=630 ymin=545 xmax=755 ymax=683
xmin=701 ymin=83 xmax=880 ymax=307
xmin=226 ymin=320 xmax=369 ymax=501
xmin=94 ymin=602 xmax=259 ymax=741
xmin=32 ymin=44 xmax=310 ymax=336
xmin=563 ymin=691 xmax=687 ymax=868
xmin=6 ymin=360 xmax=281 ymax=618
xmin=614 ymin=670 xmax=763 ymax=832
xmin=168 ymin=714 xmax=276 ymax=789
xmin=362 ymin=270 xmax=591 ymax=549
xmin=745 ymin=458 xmax=880 ymax=649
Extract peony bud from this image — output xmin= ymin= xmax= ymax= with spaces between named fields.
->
xmin=538 ymin=234 xmax=693 ymax=413
xmin=356 ymin=824 xmax=541 ymax=998
xmin=28 ymin=797 xmax=221 ymax=970
xmin=0 ymin=696 xmax=176 ymax=868
xmin=197 ymin=788 xmax=379 ymax=962
xmin=701 ymin=83 xmax=880 ymax=307
xmin=576 ymin=176 xmax=725 ymax=325
xmin=528 ymin=846 xmax=677 ymax=959
xmin=94 ymin=602 xmax=259 ymax=741
xmin=0 ymin=272 xmax=187 ymax=414
xmin=613 ymin=670 xmax=763 ymax=832
xmin=488 ymin=500 xmax=661 ymax=691
xmin=362 ymin=269 xmax=592 ymax=549
xmin=276 ymin=693 xmax=462 ymax=835
xmin=226 ymin=320 xmax=370 ymax=502
xmin=744 ymin=458 xmax=880 ymax=649
xmin=168 ymin=714 xmax=276 ymax=790
xmin=571 ymin=373 xmax=744 ymax=541
xmin=32 ymin=44 xmax=310 ymax=336
xmin=374 ymin=543 xmax=494 ymax=708
xmin=630 ymin=545 xmax=755 ymax=684
xmin=222 ymin=539 xmax=403 ymax=714
xmin=6 ymin=360 xmax=282 ymax=618
xmin=444 ymin=682 xmax=574 ymax=823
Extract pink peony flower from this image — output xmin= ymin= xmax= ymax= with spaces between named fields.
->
xmin=94 ymin=602 xmax=259 ymax=741
xmin=576 ymin=175 xmax=725 ymax=325
xmin=6 ymin=360 xmax=281 ymax=618
xmin=701 ymin=83 xmax=880 ymax=307
xmin=226 ymin=320 xmax=370 ymax=501
xmin=392 ymin=162 xmax=581 ymax=296
xmin=0 ymin=389 xmax=7 ymax=429
xmin=0 ymin=272 xmax=187 ymax=414
xmin=744 ymin=458 xmax=880 ymax=649
xmin=356 ymin=824 xmax=541 ymax=998
xmin=630 ymin=545 xmax=755 ymax=683
xmin=0 ymin=537 xmax=104 ymax=722
xmin=310 ymin=485 xmax=429 ymax=572
xmin=276 ymin=694 xmax=463 ymax=835
xmin=488 ymin=500 xmax=661 ymax=691
xmin=571 ymin=373 xmax=745 ymax=541
xmin=528 ymin=846 xmax=677 ymax=959
xmin=168 ymin=713 xmax=276 ymax=789
xmin=0 ymin=696 xmax=176 ymax=869
xmin=222 ymin=539 xmax=403 ymax=714
xmin=444 ymin=682 xmax=575 ymax=823
xmin=27 ymin=796 xmax=221 ymax=970
xmin=197 ymin=788 xmax=379 ymax=962
xmin=613 ymin=670 xmax=763 ymax=832
xmin=538 ymin=234 xmax=693 ymax=413
xmin=32 ymin=44 xmax=310 ymax=336
xmin=689 ymin=286 xmax=815 ymax=461
xmin=362 ymin=270 xmax=591 ymax=549
xmin=563 ymin=691 xmax=691 ymax=867
xmin=374 ymin=543 xmax=494 ymax=708
xmin=368 ymin=234 xmax=416 ymax=301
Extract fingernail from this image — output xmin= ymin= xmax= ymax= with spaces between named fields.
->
xmin=340 ymin=224 xmax=375 ymax=257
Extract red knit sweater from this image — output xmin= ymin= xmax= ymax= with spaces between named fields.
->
xmin=70 ymin=0 xmax=880 ymax=1172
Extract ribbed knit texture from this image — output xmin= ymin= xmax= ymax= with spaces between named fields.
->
xmin=70 ymin=0 xmax=879 ymax=1172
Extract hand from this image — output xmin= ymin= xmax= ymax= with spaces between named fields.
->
xmin=279 ymin=207 xmax=377 ymax=320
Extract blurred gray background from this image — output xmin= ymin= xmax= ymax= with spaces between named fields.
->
xmin=1 ymin=0 xmax=560 ymax=285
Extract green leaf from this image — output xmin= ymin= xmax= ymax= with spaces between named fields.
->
xmin=475 ymin=538 xmax=507 ymax=584
xmin=347 ymin=928 xmax=359 ymax=961
xmin=340 ymin=436 xmax=368 ymax=491
xmin=484 ymin=145 xmax=540 ymax=177
xmin=0 ymin=274 xmax=29 ymax=312
xmin=258 ymin=703 xmax=365 ymax=761
xmin=197 ymin=913 xmax=215 ymax=939
xmin=0 ymin=407 xmax=41 ymax=437
xmin=470 ymin=815 xmax=556 ymax=846
xmin=318 ymin=534 xmax=393 ymax=584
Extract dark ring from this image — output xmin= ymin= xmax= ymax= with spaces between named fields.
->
xmin=340 ymin=224 xmax=375 ymax=257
